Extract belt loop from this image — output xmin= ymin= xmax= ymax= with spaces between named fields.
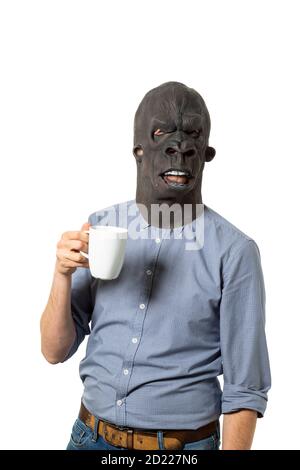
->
xmin=127 ymin=429 xmax=134 ymax=450
xmin=91 ymin=417 xmax=100 ymax=442
xmin=157 ymin=431 xmax=165 ymax=450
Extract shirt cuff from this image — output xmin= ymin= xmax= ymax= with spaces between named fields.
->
xmin=222 ymin=384 xmax=268 ymax=418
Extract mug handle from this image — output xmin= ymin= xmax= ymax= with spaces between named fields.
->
xmin=80 ymin=229 xmax=90 ymax=259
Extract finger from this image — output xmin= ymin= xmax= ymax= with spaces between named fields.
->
xmin=62 ymin=231 xmax=82 ymax=241
xmin=61 ymin=260 xmax=89 ymax=269
xmin=79 ymin=222 xmax=91 ymax=242
xmin=57 ymin=239 xmax=87 ymax=252
xmin=81 ymin=222 xmax=91 ymax=231
xmin=65 ymin=251 xmax=88 ymax=263
xmin=57 ymin=249 xmax=89 ymax=264
xmin=60 ymin=231 xmax=88 ymax=245
xmin=79 ymin=230 xmax=89 ymax=243
xmin=75 ymin=242 xmax=88 ymax=254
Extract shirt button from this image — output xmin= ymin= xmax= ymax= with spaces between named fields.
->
xmin=146 ymin=269 xmax=152 ymax=275
xmin=155 ymin=238 xmax=161 ymax=244
xmin=139 ymin=303 xmax=145 ymax=310
xmin=123 ymin=369 xmax=129 ymax=375
xmin=132 ymin=337 xmax=138 ymax=343
xmin=116 ymin=399 xmax=123 ymax=406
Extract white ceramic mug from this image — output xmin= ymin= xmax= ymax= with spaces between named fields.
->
xmin=80 ymin=225 xmax=128 ymax=280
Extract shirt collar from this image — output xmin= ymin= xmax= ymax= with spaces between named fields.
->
xmin=131 ymin=200 xmax=202 ymax=237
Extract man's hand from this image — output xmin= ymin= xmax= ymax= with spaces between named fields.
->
xmin=222 ymin=409 xmax=257 ymax=450
xmin=40 ymin=222 xmax=91 ymax=363
xmin=55 ymin=222 xmax=90 ymax=276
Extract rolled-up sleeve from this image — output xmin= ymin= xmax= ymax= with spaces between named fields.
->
xmin=220 ymin=239 xmax=271 ymax=417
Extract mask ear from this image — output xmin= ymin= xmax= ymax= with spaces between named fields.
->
xmin=205 ymin=146 xmax=216 ymax=162
xmin=133 ymin=145 xmax=144 ymax=163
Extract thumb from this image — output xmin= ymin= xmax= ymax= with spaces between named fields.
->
xmin=81 ymin=222 xmax=91 ymax=231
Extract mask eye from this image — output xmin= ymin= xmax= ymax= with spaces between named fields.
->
xmin=154 ymin=129 xmax=165 ymax=136
xmin=187 ymin=129 xmax=202 ymax=138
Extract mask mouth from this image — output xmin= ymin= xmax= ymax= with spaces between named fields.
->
xmin=160 ymin=168 xmax=193 ymax=188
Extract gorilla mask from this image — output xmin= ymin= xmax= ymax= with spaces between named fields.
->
xmin=133 ymin=81 xmax=215 ymax=227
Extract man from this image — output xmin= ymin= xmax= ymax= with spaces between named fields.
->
xmin=40 ymin=82 xmax=271 ymax=450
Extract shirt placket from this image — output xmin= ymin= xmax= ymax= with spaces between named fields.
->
xmin=114 ymin=226 xmax=168 ymax=427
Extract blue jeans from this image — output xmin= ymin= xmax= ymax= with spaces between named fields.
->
xmin=66 ymin=418 xmax=220 ymax=450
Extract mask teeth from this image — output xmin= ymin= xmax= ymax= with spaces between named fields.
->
xmin=164 ymin=170 xmax=189 ymax=176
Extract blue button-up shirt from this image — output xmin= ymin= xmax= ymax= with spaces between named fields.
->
xmin=64 ymin=200 xmax=271 ymax=430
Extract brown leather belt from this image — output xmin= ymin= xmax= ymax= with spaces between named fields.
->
xmin=79 ymin=402 xmax=217 ymax=450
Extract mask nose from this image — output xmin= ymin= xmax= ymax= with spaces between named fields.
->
xmin=164 ymin=140 xmax=196 ymax=159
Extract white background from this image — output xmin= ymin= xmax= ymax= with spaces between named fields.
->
xmin=0 ymin=0 xmax=299 ymax=450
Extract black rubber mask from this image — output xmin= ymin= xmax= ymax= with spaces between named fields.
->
xmin=133 ymin=82 xmax=215 ymax=227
